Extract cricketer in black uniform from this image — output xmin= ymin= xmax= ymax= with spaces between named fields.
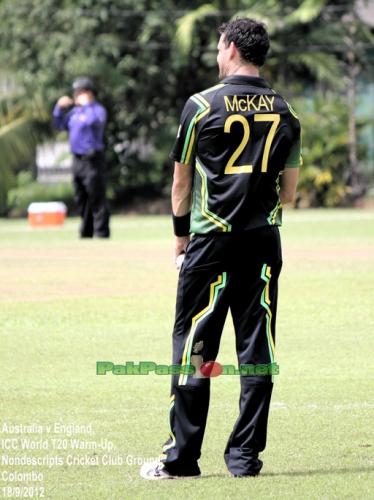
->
xmin=141 ymin=18 xmax=301 ymax=480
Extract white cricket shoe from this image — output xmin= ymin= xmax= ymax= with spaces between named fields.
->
xmin=140 ymin=461 xmax=201 ymax=480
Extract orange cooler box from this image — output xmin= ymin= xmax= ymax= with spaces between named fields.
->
xmin=28 ymin=202 xmax=67 ymax=227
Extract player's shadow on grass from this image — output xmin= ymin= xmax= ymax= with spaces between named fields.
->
xmin=201 ymin=466 xmax=373 ymax=479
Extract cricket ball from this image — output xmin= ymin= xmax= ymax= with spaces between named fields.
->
xmin=200 ymin=361 xmax=222 ymax=377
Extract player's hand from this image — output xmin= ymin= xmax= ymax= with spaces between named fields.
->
xmin=57 ymin=96 xmax=74 ymax=108
xmin=174 ymin=236 xmax=189 ymax=268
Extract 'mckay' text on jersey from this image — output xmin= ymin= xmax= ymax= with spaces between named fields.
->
xmin=224 ymin=95 xmax=274 ymax=113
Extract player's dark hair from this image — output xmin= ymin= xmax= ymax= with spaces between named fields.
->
xmin=218 ymin=18 xmax=270 ymax=67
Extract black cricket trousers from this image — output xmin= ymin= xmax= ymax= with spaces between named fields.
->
xmin=161 ymin=226 xmax=282 ymax=476
xmin=72 ymin=152 xmax=110 ymax=238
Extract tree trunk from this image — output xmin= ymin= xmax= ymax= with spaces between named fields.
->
xmin=347 ymin=34 xmax=359 ymax=188
xmin=345 ymin=14 xmax=362 ymax=200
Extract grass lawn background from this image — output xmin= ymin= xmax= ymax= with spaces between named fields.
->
xmin=0 ymin=210 xmax=373 ymax=499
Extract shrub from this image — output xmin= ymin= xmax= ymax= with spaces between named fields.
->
xmin=8 ymin=171 xmax=74 ymax=216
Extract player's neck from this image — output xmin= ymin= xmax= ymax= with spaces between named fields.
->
xmin=227 ymin=62 xmax=260 ymax=78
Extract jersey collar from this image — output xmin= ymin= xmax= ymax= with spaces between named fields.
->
xmin=221 ymin=75 xmax=269 ymax=88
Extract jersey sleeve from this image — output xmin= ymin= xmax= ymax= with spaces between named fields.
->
xmin=170 ymin=97 xmax=200 ymax=165
xmin=285 ymin=116 xmax=303 ymax=168
xmin=52 ymin=104 xmax=70 ymax=131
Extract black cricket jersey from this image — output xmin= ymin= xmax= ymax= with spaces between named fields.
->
xmin=170 ymin=75 xmax=302 ymax=234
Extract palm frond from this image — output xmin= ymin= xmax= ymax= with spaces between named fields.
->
xmin=176 ymin=4 xmax=218 ymax=54
xmin=0 ymin=71 xmax=50 ymax=175
xmin=233 ymin=9 xmax=277 ymax=33
xmin=0 ymin=114 xmax=39 ymax=171
xmin=288 ymin=52 xmax=343 ymax=87
xmin=286 ymin=0 xmax=327 ymax=25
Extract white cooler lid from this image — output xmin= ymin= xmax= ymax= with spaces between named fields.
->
xmin=28 ymin=202 xmax=67 ymax=214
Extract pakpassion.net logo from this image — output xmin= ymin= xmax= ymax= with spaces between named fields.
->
xmin=96 ymin=361 xmax=279 ymax=377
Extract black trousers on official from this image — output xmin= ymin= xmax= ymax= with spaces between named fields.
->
xmin=72 ymin=152 xmax=110 ymax=238
xmin=161 ymin=226 xmax=282 ymax=476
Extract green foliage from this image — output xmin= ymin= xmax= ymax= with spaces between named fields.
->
xmin=0 ymin=0 xmax=372 ymax=210
xmin=0 ymin=72 xmax=51 ymax=213
xmin=295 ymin=93 xmax=367 ymax=207
xmin=8 ymin=171 xmax=74 ymax=216
xmin=286 ymin=0 xmax=327 ymax=25
xmin=0 ymin=115 xmax=40 ymax=175
xmin=176 ymin=4 xmax=218 ymax=54
xmin=0 ymin=164 xmax=16 ymax=216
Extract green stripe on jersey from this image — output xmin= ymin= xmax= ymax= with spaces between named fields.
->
xmin=180 ymin=114 xmax=197 ymax=163
xmin=191 ymin=161 xmax=232 ymax=233
xmin=180 ymin=95 xmax=211 ymax=164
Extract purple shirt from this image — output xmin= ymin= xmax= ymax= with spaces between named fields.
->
xmin=52 ymin=101 xmax=107 ymax=155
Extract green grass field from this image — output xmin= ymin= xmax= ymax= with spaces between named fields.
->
xmin=1 ymin=210 xmax=373 ymax=499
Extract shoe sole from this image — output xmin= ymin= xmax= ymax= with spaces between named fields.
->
xmin=141 ymin=473 xmax=201 ymax=480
